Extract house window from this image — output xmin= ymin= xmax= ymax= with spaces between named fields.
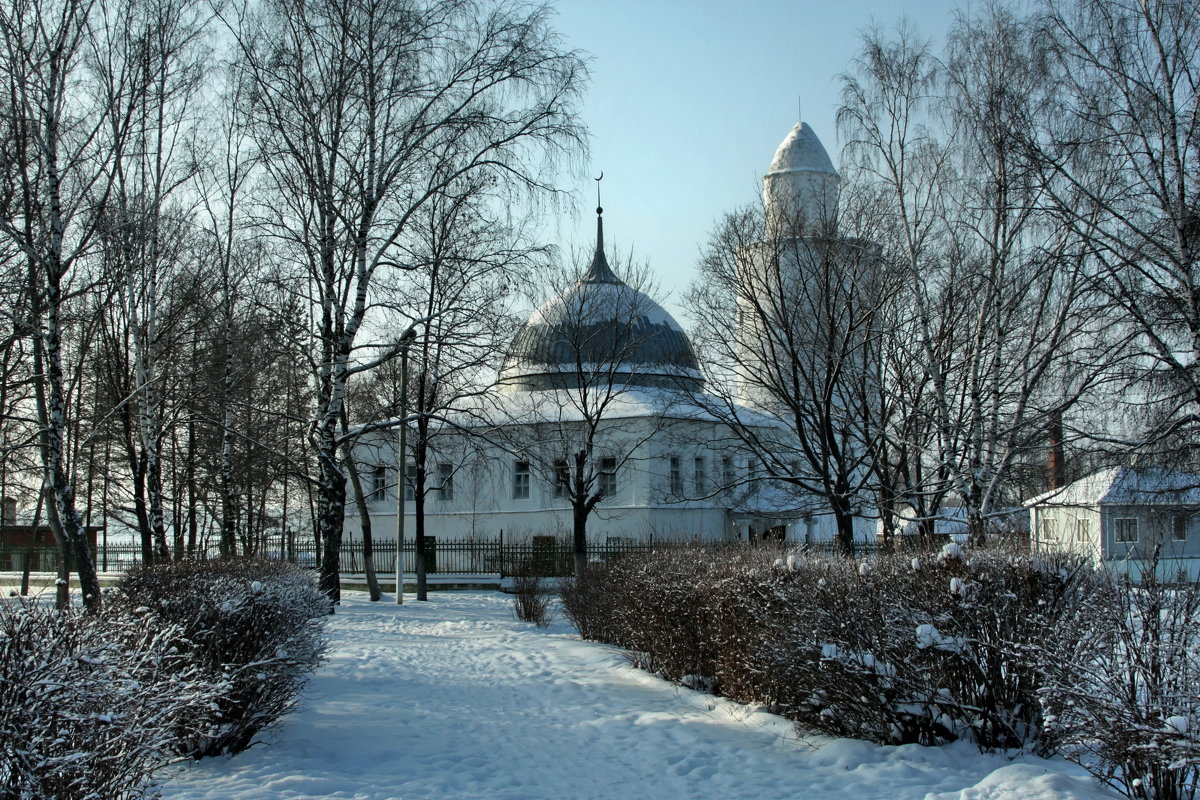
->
xmin=553 ymin=459 xmax=570 ymax=499
xmin=1041 ymin=517 xmax=1056 ymax=542
xmin=669 ymin=456 xmax=683 ymax=496
xmin=598 ymin=457 xmax=617 ymax=498
xmin=404 ymin=465 xmax=416 ymax=502
xmin=1075 ymin=518 xmax=1090 ymax=543
xmin=513 ymin=461 xmax=530 ymax=500
xmin=1115 ymin=517 xmax=1138 ymax=543
xmin=1173 ymin=514 xmax=1188 ymax=541
xmin=722 ymin=456 xmax=735 ymax=491
xmin=693 ymin=456 xmax=706 ymax=494
xmin=438 ymin=463 xmax=453 ymax=502
xmin=370 ymin=466 xmax=387 ymax=503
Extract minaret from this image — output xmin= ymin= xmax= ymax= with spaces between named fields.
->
xmin=737 ymin=118 xmax=853 ymax=410
xmin=762 ymin=120 xmax=840 ymax=233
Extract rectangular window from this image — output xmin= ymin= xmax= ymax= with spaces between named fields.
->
xmin=404 ymin=465 xmax=416 ymax=502
xmin=370 ymin=465 xmax=387 ymax=503
xmin=553 ymin=459 xmax=570 ymax=499
xmin=1075 ymin=518 xmax=1090 ymax=543
xmin=1115 ymin=517 xmax=1138 ymax=543
xmin=513 ymin=461 xmax=530 ymax=500
xmin=438 ymin=463 xmax=453 ymax=502
xmin=598 ymin=457 xmax=617 ymax=498
xmin=669 ymin=455 xmax=683 ymax=496
xmin=1173 ymin=514 xmax=1188 ymax=541
xmin=1041 ymin=517 xmax=1056 ymax=542
xmin=693 ymin=456 xmax=706 ymax=495
xmin=722 ymin=456 xmax=735 ymax=491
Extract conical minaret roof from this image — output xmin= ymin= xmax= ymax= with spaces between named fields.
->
xmin=763 ymin=120 xmax=840 ymax=231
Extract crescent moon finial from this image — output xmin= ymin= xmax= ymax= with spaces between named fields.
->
xmin=594 ymin=171 xmax=604 ymax=215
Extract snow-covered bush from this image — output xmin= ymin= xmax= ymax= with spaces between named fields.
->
xmin=112 ymin=558 xmax=330 ymax=758
xmin=0 ymin=600 xmax=222 ymax=800
xmin=563 ymin=545 xmax=1100 ymax=752
xmin=1038 ymin=565 xmax=1200 ymax=800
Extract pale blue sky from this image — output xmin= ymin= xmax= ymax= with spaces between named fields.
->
xmin=545 ymin=0 xmax=961 ymax=322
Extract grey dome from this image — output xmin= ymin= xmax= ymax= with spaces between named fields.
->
xmin=500 ymin=211 xmax=703 ymax=392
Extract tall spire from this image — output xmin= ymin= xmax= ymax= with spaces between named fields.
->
xmin=585 ymin=172 xmax=619 ymax=283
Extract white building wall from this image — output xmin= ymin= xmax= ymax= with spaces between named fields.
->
xmin=1030 ymin=502 xmax=1200 ymax=581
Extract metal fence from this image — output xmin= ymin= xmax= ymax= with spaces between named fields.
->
xmin=2 ymin=537 xmax=881 ymax=579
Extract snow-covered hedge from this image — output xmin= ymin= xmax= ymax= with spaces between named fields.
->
xmin=566 ymin=546 xmax=1200 ymax=797
xmin=112 ymin=558 xmax=330 ymax=758
xmin=563 ymin=546 xmax=1097 ymax=751
xmin=1038 ymin=569 xmax=1200 ymax=800
xmin=0 ymin=600 xmax=222 ymax=800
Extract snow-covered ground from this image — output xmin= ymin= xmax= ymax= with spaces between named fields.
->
xmin=161 ymin=591 xmax=1118 ymax=800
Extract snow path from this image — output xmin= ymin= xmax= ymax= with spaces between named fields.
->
xmin=162 ymin=591 xmax=1116 ymax=800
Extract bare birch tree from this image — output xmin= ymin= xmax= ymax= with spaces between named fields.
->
xmin=837 ymin=17 xmax=1104 ymax=544
xmin=0 ymin=0 xmax=138 ymax=610
xmin=231 ymin=0 xmax=585 ymax=603
xmin=387 ymin=180 xmax=533 ymax=600
xmin=95 ymin=0 xmax=210 ymax=563
xmin=687 ymin=202 xmax=887 ymax=555
xmin=1028 ymin=0 xmax=1200 ymax=463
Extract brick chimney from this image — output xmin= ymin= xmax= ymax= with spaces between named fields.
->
xmin=1047 ymin=411 xmax=1065 ymax=490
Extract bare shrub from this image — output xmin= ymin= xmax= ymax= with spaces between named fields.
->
xmin=1039 ymin=558 xmax=1200 ymax=800
xmin=512 ymin=566 xmax=553 ymax=627
xmin=560 ymin=564 xmax=620 ymax=641
xmin=0 ymin=600 xmax=220 ymax=800
xmin=112 ymin=558 xmax=330 ymax=757
xmin=562 ymin=544 xmax=1100 ymax=752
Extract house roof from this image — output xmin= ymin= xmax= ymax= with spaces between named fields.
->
xmin=1027 ymin=466 xmax=1200 ymax=508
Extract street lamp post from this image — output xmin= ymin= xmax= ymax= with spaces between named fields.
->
xmin=395 ymin=327 xmax=417 ymax=604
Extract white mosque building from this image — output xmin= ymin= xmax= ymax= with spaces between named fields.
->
xmin=344 ymin=120 xmax=877 ymax=547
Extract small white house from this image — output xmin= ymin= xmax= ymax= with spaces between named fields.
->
xmin=1027 ymin=466 xmax=1200 ymax=581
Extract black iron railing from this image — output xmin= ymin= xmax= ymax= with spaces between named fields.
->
xmin=1 ymin=537 xmax=880 ymax=578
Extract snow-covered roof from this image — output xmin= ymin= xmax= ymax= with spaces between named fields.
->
xmin=762 ymin=121 xmax=840 ymax=229
xmin=480 ymin=387 xmax=779 ymax=428
xmin=765 ymin=121 xmax=837 ymax=178
xmin=882 ymin=505 xmax=1030 ymax=537
xmin=1026 ymin=466 xmax=1200 ymax=508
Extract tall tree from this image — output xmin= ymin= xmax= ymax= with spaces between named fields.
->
xmin=1030 ymin=0 xmax=1200 ymax=462
xmin=233 ymin=0 xmax=585 ymax=603
xmin=837 ymin=17 xmax=1102 ymax=543
xmin=397 ymin=183 xmax=535 ymax=600
xmin=0 ymin=0 xmax=138 ymax=610
xmin=97 ymin=0 xmax=209 ymax=563
xmin=688 ymin=202 xmax=887 ymax=555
